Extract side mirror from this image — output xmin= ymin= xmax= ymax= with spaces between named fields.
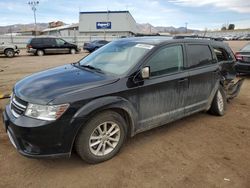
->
xmin=141 ymin=67 xmax=150 ymax=79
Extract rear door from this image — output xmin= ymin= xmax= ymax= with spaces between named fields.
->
xmin=43 ymin=38 xmax=56 ymax=54
xmin=136 ymin=44 xmax=189 ymax=132
xmin=185 ymin=43 xmax=219 ymax=114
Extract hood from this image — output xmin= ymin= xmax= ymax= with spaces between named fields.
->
xmin=14 ymin=64 xmax=118 ymax=104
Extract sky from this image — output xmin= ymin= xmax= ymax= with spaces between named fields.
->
xmin=0 ymin=0 xmax=250 ymax=30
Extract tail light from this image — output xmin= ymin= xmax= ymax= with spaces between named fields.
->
xmin=235 ymin=52 xmax=243 ymax=61
xmin=27 ymin=44 xmax=32 ymax=49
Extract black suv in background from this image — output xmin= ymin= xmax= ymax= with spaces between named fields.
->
xmin=27 ymin=37 xmax=80 ymax=56
xmin=83 ymin=40 xmax=109 ymax=52
xmin=3 ymin=37 xmax=244 ymax=164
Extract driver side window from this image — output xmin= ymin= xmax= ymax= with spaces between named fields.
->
xmin=56 ymin=39 xmax=65 ymax=46
xmin=147 ymin=45 xmax=184 ymax=77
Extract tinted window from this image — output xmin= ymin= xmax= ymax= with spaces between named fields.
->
xmin=56 ymin=38 xmax=65 ymax=46
xmin=31 ymin=38 xmax=42 ymax=44
xmin=99 ymin=41 xmax=108 ymax=44
xmin=187 ymin=44 xmax=213 ymax=68
xmin=147 ymin=45 xmax=183 ymax=77
xmin=42 ymin=38 xmax=55 ymax=45
xmin=213 ymin=47 xmax=232 ymax=62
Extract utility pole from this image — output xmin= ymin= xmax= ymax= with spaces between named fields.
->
xmin=185 ymin=22 xmax=188 ymax=33
xmin=9 ymin=26 xmax=13 ymax=44
xmin=28 ymin=1 xmax=39 ymax=36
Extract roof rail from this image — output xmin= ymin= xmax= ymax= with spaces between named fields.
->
xmin=173 ymin=35 xmax=223 ymax=41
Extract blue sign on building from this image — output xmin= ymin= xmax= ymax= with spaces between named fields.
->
xmin=96 ymin=22 xmax=112 ymax=29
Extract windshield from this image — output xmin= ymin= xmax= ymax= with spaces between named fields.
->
xmin=79 ymin=40 xmax=154 ymax=75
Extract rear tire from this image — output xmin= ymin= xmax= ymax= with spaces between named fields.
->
xmin=4 ymin=49 xmax=15 ymax=58
xmin=209 ymin=86 xmax=227 ymax=116
xmin=36 ymin=50 xmax=44 ymax=56
xmin=70 ymin=48 xmax=76 ymax=54
xmin=75 ymin=111 xmax=127 ymax=164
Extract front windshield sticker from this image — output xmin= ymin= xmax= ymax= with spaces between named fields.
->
xmin=135 ymin=44 xmax=154 ymax=49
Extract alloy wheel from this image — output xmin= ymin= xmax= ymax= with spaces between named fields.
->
xmin=89 ymin=121 xmax=120 ymax=156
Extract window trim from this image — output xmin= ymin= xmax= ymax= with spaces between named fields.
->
xmin=185 ymin=43 xmax=215 ymax=69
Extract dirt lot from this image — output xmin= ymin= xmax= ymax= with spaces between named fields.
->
xmin=0 ymin=41 xmax=250 ymax=188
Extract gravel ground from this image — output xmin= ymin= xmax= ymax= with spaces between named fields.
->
xmin=0 ymin=41 xmax=250 ymax=188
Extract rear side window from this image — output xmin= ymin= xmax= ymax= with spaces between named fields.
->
xmin=42 ymin=38 xmax=55 ymax=45
xmin=146 ymin=45 xmax=183 ymax=77
xmin=212 ymin=47 xmax=233 ymax=62
xmin=99 ymin=41 xmax=108 ymax=44
xmin=30 ymin=38 xmax=42 ymax=45
xmin=187 ymin=44 xmax=213 ymax=68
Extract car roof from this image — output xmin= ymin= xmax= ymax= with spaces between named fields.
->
xmin=31 ymin=36 xmax=62 ymax=39
xmin=116 ymin=36 xmax=227 ymax=47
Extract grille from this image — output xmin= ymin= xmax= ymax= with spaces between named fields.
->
xmin=243 ymin=56 xmax=250 ymax=63
xmin=10 ymin=95 xmax=28 ymax=118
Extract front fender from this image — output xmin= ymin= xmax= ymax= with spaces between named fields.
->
xmin=73 ymin=96 xmax=138 ymax=137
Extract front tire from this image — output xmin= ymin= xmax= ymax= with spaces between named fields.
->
xmin=209 ymin=86 xmax=227 ymax=116
xmin=5 ymin=49 xmax=15 ymax=57
xmin=75 ymin=111 xmax=127 ymax=164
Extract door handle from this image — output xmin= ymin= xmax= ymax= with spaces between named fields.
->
xmin=178 ymin=78 xmax=188 ymax=83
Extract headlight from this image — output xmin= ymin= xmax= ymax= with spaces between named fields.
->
xmin=25 ymin=103 xmax=69 ymax=121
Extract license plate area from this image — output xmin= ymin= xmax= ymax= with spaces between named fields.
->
xmin=7 ymin=130 xmax=17 ymax=149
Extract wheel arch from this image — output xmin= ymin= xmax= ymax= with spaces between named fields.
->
xmin=73 ymin=96 xmax=138 ymax=137
xmin=4 ymin=48 xmax=14 ymax=53
xmin=68 ymin=96 xmax=138 ymax=156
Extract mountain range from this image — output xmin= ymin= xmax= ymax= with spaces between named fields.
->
xmin=136 ymin=23 xmax=199 ymax=34
xmin=0 ymin=22 xmax=199 ymax=35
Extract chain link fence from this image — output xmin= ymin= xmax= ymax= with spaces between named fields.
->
xmin=0 ymin=35 xmax=120 ymax=48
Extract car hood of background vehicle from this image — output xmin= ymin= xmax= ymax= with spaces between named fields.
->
xmin=14 ymin=64 xmax=118 ymax=104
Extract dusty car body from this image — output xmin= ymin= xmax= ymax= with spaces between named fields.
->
xmin=2 ymin=37 xmax=243 ymax=163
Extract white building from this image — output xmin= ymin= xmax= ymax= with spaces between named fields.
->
xmin=79 ymin=11 xmax=137 ymax=38
xmin=42 ymin=24 xmax=79 ymax=37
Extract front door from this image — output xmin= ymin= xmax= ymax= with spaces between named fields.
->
xmin=136 ymin=44 xmax=188 ymax=133
xmin=55 ymin=38 xmax=70 ymax=54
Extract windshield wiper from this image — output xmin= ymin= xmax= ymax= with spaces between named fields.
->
xmin=80 ymin=64 xmax=104 ymax=73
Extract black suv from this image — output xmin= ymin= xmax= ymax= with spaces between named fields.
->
xmin=27 ymin=37 xmax=80 ymax=56
xmin=3 ymin=37 xmax=243 ymax=164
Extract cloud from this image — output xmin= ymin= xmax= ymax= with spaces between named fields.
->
xmin=169 ymin=0 xmax=250 ymax=13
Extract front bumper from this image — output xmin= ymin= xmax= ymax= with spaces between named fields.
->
xmin=235 ymin=62 xmax=250 ymax=73
xmin=2 ymin=104 xmax=82 ymax=158
xmin=14 ymin=49 xmax=20 ymax=54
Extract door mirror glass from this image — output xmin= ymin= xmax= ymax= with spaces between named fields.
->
xmin=141 ymin=67 xmax=150 ymax=79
